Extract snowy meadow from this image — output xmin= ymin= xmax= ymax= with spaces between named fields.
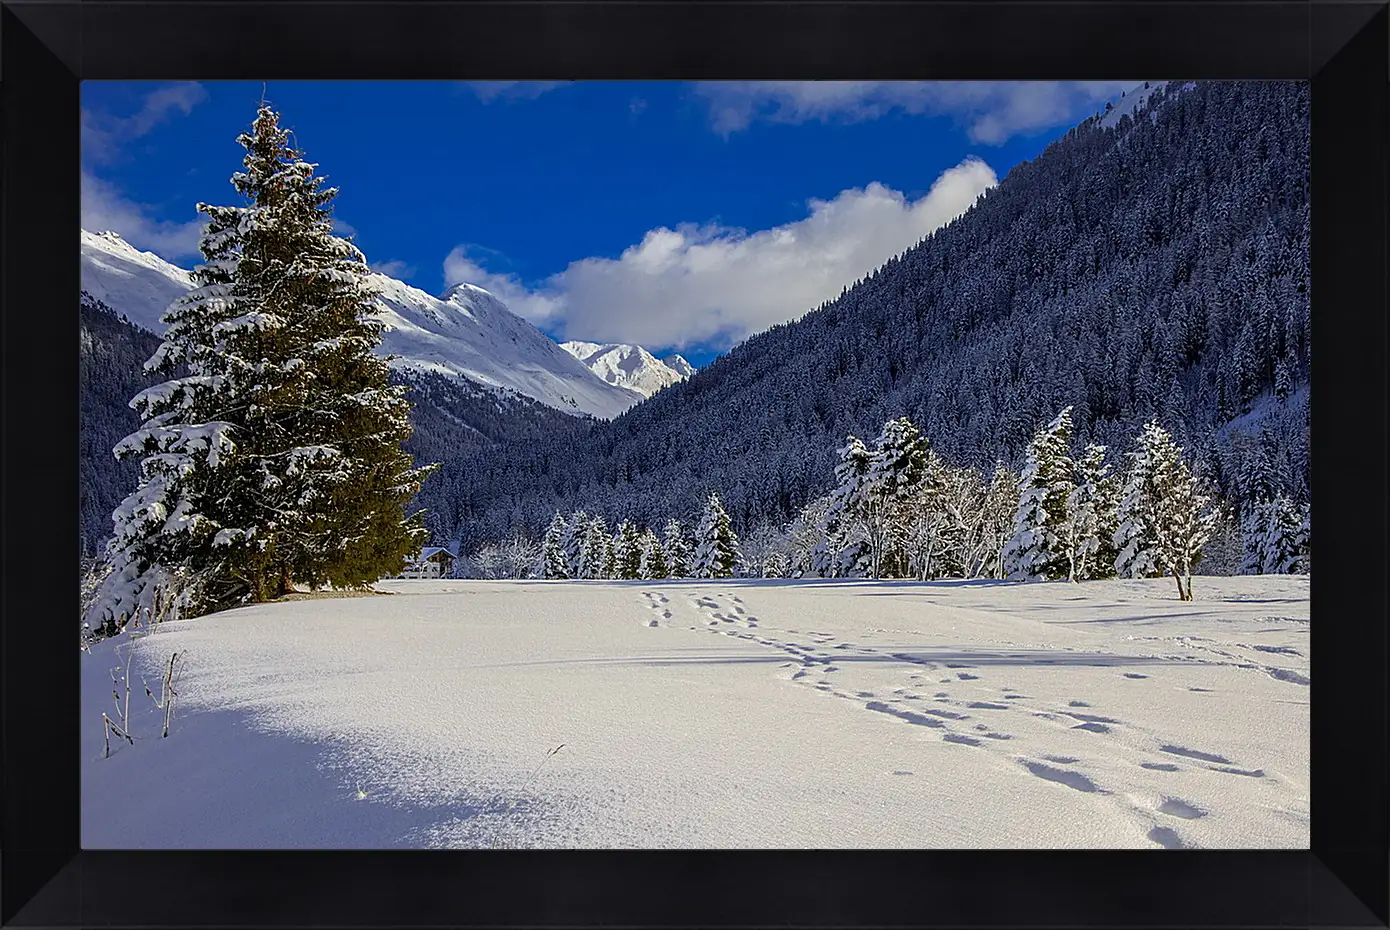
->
xmin=83 ymin=574 xmax=1309 ymax=850
xmin=78 ymin=85 xmax=1312 ymax=854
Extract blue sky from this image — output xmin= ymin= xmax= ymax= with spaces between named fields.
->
xmin=82 ymin=80 xmax=1137 ymax=367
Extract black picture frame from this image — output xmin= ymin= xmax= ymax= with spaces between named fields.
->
xmin=3 ymin=1 xmax=1386 ymax=927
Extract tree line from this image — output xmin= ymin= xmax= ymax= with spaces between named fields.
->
xmin=458 ymin=408 xmax=1309 ymax=600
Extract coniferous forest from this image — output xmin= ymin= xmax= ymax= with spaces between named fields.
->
xmin=430 ymin=82 xmax=1310 ymax=563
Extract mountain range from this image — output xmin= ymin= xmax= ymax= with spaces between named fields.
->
xmin=80 ymin=229 xmax=690 ymax=418
xmin=560 ymin=341 xmax=693 ymax=398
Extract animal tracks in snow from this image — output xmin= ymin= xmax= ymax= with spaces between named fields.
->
xmin=632 ymin=583 xmax=1291 ymax=848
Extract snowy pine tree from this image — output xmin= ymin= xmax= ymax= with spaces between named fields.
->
xmin=812 ymin=435 xmax=872 ymax=577
xmin=638 ymin=529 xmax=668 ymax=579
xmin=861 ymin=417 xmax=929 ymax=578
xmin=693 ymin=493 xmax=740 ymax=579
xmin=1002 ymin=407 xmax=1075 ymax=582
xmin=542 ymin=512 xmax=569 ymax=579
xmin=579 ymin=516 xmax=612 ymax=579
xmin=561 ymin=510 xmax=590 ymax=578
xmin=662 ymin=518 xmax=691 ymax=577
xmin=1261 ymin=496 xmax=1310 ymax=574
xmin=1062 ymin=443 xmax=1118 ymax=582
xmin=1113 ymin=420 xmax=1218 ymax=599
xmin=1239 ymin=499 xmax=1272 ymax=574
xmin=612 ymin=520 xmax=643 ymax=580
xmin=86 ymin=103 xmax=434 ymax=631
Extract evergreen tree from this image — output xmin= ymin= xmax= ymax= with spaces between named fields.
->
xmin=1003 ymin=407 xmax=1075 ymax=581
xmin=86 ymin=103 xmax=434 ymax=631
xmin=693 ymin=493 xmax=740 ymax=578
xmin=638 ymin=530 xmax=669 ymax=579
xmin=579 ymin=516 xmax=611 ymax=579
xmin=662 ymin=518 xmax=691 ymax=577
xmin=561 ymin=510 xmax=590 ymax=578
xmin=1113 ymin=420 xmax=1218 ymax=599
xmin=1274 ymin=359 xmax=1293 ymax=401
xmin=612 ymin=520 xmax=643 ymax=580
xmin=542 ymin=512 xmax=569 ymax=579
xmin=1063 ymin=443 xmax=1118 ymax=581
xmin=1262 ymin=496 xmax=1310 ymax=574
xmin=1239 ymin=499 xmax=1272 ymax=574
xmin=813 ymin=435 xmax=872 ymax=577
xmin=862 ymin=417 xmax=929 ymax=578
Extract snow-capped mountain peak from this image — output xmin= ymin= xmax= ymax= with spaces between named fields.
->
xmin=80 ymin=230 xmax=643 ymax=419
xmin=661 ymin=354 xmax=695 ymax=379
xmin=560 ymin=341 xmax=694 ymax=399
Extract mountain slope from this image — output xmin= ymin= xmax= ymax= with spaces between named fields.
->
xmin=560 ymin=341 xmax=693 ymax=398
xmin=78 ymin=293 xmax=586 ymax=553
xmin=79 ymin=232 xmax=641 ymax=420
xmin=440 ymin=81 xmax=1310 ymax=549
xmin=80 ymin=293 xmax=166 ymax=556
xmin=79 ymin=230 xmax=194 ymax=332
xmin=371 ymin=278 xmax=643 ymax=418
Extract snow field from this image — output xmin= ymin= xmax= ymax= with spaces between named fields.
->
xmin=83 ymin=575 xmax=1309 ymax=849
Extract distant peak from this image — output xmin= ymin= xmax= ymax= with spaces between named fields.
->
xmin=662 ymin=354 xmax=695 ymax=376
xmin=440 ymin=281 xmax=493 ymax=302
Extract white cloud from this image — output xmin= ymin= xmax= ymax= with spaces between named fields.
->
xmin=81 ymin=83 xmax=210 ymax=260
xmin=443 ymin=247 xmax=564 ymax=323
xmin=693 ymin=81 xmax=1137 ymax=143
xmin=81 ymin=170 xmax=206 ymax=260
xmin=464 ymin=81 xmax=570 ymax=103
xmin=82 ymin=82 xmax=208 ymax=163
xmin=369 ymin=259 xmax=417 ymax=280
xmin=443 ymin=157 xmax=998 ymax=351
xmin=331 ymin=217 xmax=357 ymax=237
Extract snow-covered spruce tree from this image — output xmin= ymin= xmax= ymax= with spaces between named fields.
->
xmin=579 ymin=516 xmax=611 ymax=579
xmin=1239 ymin=499 xmax=1272 ymax=575
xmin=1062 ymin=443 xmax=1119 ymax=582
xmin=861 ymin=417 xmax=929 ymax=579
xmin=1002 ymin=407 xmax=1075 ymax=582
xmin=86 ymin=104 xmax=434 ymax=631
xmin=561 ymin=510 xmax=590 ymax=578
xmin=693 ymin=493 xmax=740 ymax=579
xmin=542 ymin=512 xmax=569 ymax=579
xmin=812 ymin=435 xmax=872 ymax=577
xmin=1262 ymin=496 xmax=1310 ymax=574
xmin=611 ymin=520 xmax=643 ymax=580
xmin=638 ymin=530 xmax=668 ymax=579
xmin=662 ymin=518 xmax=691 ymax=578
xmin=1112 ymin=420 xmax=1218 ymax=600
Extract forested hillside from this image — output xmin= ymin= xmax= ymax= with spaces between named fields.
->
xmin=79 ymin=298 xmax=585 ymax=554
xmin=441 ymin=81 xmax=1310 ymax=551
xmin=80 ymin=294 xmax=164 ymax=556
